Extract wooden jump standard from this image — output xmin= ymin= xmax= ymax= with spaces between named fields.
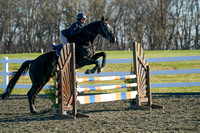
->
xmin=55 ymin=42 xmax=163 ymax=119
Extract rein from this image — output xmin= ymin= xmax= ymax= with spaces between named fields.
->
xmin=79 ymin=21 xmax=109 ymax=44
xmin=82 ymin=24 xmax=101 ymax=37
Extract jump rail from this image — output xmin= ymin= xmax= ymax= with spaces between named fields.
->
xmin=77 ymin=75 xmax=136 ymax=82
xmin=77 ymin=83 xmax=137 ymax=93
xmin=55 ymin=42 xmax=163 ymax=119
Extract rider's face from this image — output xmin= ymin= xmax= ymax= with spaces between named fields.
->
xmin=81 ymin=18 xmax=86 ymax=24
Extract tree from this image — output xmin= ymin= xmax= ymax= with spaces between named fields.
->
xmin=0 ymin=0 xmax=199 ymax=53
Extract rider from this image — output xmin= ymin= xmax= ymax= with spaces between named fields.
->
xmin=52 ymin=12 xmax=86 ymax=56
xmin=60 ymin=12 xmax=86 ymax=45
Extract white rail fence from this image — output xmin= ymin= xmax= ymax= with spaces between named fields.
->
xmin=1 ymin=56 xmax=200 ymax=92
xmin=0 ymin=57 xmax=48 ymax=90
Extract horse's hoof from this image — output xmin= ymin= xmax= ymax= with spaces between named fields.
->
xmin=85 ymin=69 xmax=92 ymax=74
xmin=31 ymin=110 xmax=38 ymax=114
xmin=30 ymin=105 xmax=37 ymax=114
xmin=97 ymin=67 xmax=103 ymax=74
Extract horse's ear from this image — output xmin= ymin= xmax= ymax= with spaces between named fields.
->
xmin=105 ymin=17 xmax=109 ymax=21
xmin=101 ymin=16 xmax=104 ymax=22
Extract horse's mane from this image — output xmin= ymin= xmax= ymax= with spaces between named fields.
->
xmin=69 ymin=20 xmax=102 ymax=45
xmin=82 ymin=21 xmax=101 ymax=30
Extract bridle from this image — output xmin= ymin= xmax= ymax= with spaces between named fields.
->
xmin=100 ymin=22 xmax=111 ymax=39
xmin=76 ymin=21 xmax=112 ymax=56
xmin=79 ymin=21 xmax=111 ymax=43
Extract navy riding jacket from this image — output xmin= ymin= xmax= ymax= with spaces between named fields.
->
xmin=61 ymin=21 xmax=84 ymax=39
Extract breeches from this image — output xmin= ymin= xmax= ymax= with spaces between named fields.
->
xmin=60 ymin=31 xmax=68 ymax=45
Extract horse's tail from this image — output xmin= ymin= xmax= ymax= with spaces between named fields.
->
xmin=1 ymin=60 xmax=32 ymax=99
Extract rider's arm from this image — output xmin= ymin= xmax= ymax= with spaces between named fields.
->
xmin=61 ymin=29 xmax=68 ymax=37
xmin=70 ymin=23 xmax=82 ymax=37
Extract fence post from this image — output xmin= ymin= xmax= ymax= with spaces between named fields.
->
xmin=3 ymin=57 xmax=9 ymax=92
xmin=133 ymin=42 xmax=141 ymax=106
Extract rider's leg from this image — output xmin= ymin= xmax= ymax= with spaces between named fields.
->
xmin=60 ymin=31 xmax=68 ymax=45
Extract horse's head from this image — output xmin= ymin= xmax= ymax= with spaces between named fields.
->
xmin=99 ymin=16 xmax=116 ymax=43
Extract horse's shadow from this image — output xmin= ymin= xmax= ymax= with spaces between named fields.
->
xmin=0 ymin=108 xmax=124 ymax=122
xmin=0 ymin=109 xmax=67 ymax=122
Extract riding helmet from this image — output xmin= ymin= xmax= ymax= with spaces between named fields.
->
xmin=77 ymin=12 xmax=86 ymax=20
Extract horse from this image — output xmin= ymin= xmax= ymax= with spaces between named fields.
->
xmin=0 ymin=16 xmax=116 ymax=114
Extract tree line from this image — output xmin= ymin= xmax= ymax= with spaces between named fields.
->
xmin=0 ymin=0 xmax=199 ymax=53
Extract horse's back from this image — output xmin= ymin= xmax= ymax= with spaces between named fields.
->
xmin=29 ymin=51 xmax=57 ymax=83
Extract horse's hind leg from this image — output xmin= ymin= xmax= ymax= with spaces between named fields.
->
xmin=27 ymin=83 xmax=44 ymax=114
xmin=91 ymin=52 xmax=106 ymax=74
xmin=32 ymin=78 xmax=50 ymax=107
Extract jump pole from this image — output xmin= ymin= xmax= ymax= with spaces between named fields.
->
xmin=77 ymin=91 xmax=138 ymax=104
xmin=77 ymin=75 xmax=136 ymax=82
xmin=77 ymin=83 xmax=137 ymax=93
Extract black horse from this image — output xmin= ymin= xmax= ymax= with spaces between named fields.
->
xmin=1 ymin=16 xmax=116 ymax=114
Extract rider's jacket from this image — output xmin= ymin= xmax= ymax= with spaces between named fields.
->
xmin=61 ymin=21 xmax=84 ymax=39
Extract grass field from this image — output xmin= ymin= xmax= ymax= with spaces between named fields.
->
xmin=0 ymin=50 xmax=200 ymax=94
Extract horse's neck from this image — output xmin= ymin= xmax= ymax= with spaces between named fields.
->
xmin=83 ymin=21 xmax=100 ymax=34
xmin=79 ymin=22 xmax=100 ymax=45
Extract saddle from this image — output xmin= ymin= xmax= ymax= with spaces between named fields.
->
xmin=51 ymin=43 xmax=63 ymax=56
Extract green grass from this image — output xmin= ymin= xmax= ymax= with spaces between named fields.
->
xmin=152 ymin=86 xmax=200 ymax=93
xmin=1 ymin=49 xmax=200 ymax=59
xmin=0 ymin=53 xmax=42 ymax=59
xmin=77 ymin=60 xmax=200 ymax=73
xmin=152 ymin=73 xmax=200 ymax=83
xmin=103 ymin=49 xmax=200 ymax=59
xmin=144 ymin=50 xmax=200 ymax=58
xmin=0 ymin=50 xmax=200 ymax=94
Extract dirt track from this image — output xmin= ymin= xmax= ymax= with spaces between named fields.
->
xmin=0 ymin=93 xmax=200 ymax=133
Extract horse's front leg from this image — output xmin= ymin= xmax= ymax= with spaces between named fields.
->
xmin=77 ymin=57 xmax=100 ymax=74
xmin=91 ymin=52 xmax=106 ymax=74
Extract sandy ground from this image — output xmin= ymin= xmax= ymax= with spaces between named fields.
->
xmin=0 ymin=93 xmax=200 ymax=133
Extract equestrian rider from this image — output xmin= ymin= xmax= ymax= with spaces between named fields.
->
xmin=60 ymin=12 xmax=86 ymax=45
xmin=52 ymin=13 xmax=86 ymax=55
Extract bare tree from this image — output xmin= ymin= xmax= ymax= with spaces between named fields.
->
xmin=194 ymin=0 xmax=200 ymax=49
xmin=0 ymin=0 xmax=199 ymax=53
